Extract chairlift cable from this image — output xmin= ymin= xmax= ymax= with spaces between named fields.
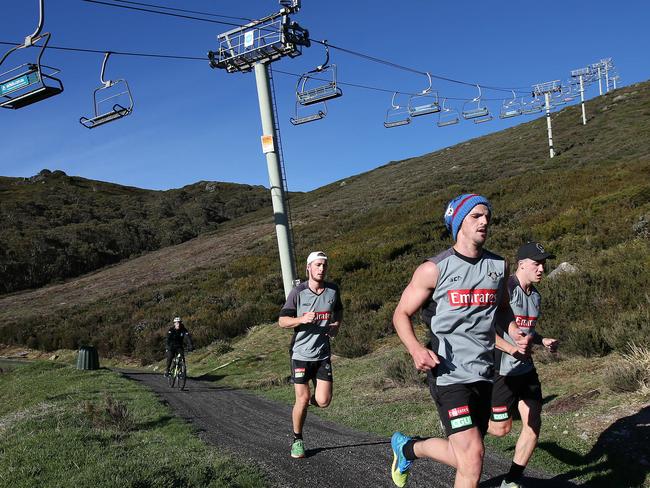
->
xmin=110 ymin=0 xmax=255 ymax=22
xmin=81 ymin=0 xmax=534 ymax=95
xmin=0 ymin=40 xmax=530 ymax=101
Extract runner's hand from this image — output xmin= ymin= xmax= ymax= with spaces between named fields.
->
xmin=512 ymin=329 xmax=534 ymax=355
xmin=542 ymin=337 xmax=559 ymax=353
xmin=300 ymin=312 xmax=316 ymax=324
xmin=410 ymin=345 xmax=440 ymax=371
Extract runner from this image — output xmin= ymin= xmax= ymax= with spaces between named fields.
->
xmin=390 ymin=193 xmax=532 ymax=488
xmin=489 ymin=241 xmax=559 ymax=488
xmin=278 ymin=251 xmax=343 ymax=459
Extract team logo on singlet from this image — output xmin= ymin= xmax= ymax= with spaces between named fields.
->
xmin=487 ymin=270 xmax=502 ymax=281
xmin=448 ymin=289 xmax=498 ymax=307
xmin=515 ymin=315 xmax=538 ymax=334
xmin=313 ymin=311 xmax=332 ymax=321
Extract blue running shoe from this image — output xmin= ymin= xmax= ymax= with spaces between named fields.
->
xmin=390 ymin=432 xmax=413 ymax=487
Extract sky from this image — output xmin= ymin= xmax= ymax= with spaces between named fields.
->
xmin=0 ymin=0 xmax=648 ymax=193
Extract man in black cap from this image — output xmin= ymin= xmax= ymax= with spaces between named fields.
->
xmin=488 ymin=241 xmax=559 ymax=488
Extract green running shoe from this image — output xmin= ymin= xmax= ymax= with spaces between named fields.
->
xmin=391 ymin=432 xmax=413 ymax=487
xmin=290 ymin=439 xmax=306 ymax=459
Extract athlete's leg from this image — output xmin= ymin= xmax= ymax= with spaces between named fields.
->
xmin=312 ymin=378 xmax=332 ymax=408
xmin=413 ymin=427 xmax=483 ymax=488
xmin=487 ymin=418 xmax=512 ymax=437
xmin=512 ymin=398 xmax=542 ymax=467
xmin=292 ymin=383 xmax=311 ymax=435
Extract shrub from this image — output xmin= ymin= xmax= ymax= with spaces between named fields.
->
xmin=82 ymin=394 xmax=133 ymax=431
xmin=384 ymin=352 xmax=426 ymax=386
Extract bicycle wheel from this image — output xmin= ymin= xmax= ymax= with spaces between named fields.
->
xmin=168 ymin=358 xmax=177 ymax=388
xmin=178 ymin=358 xmax=187 ymax=390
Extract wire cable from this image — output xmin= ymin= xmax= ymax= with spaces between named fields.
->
xmin=111 ymin=0 xmax=254 ymax=22
xmin=0 ymin=39 xmax=530 ymax=101
xmin=81 ymin=0 xmax=533 ymax=94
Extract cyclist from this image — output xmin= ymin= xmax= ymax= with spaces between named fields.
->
xmin=165 ymin=316 xmax=194 ymax=377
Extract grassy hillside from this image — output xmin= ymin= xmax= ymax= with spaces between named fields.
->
xmin=0 ymin=171 xmax=272 ymax=293
xmin=0 ymin=360 xmax=267 ymax=487
xmin=0 ymin=81 xmax=648 ymax=363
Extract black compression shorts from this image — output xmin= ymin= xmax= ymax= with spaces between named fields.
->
xmin=490 ymin=369 xmax=542 ymax=422
xmin=291 ymin=358 xmax=333 ymax=384
xmin=428 ymin=377 xmax=492 ymax=437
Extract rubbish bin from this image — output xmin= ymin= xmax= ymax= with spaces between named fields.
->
xmin=77 ymin=346 xmax=100 ymax=370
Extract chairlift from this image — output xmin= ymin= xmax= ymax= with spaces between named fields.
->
xmin=499 ymin=90 xmax=522 ymax=119
xmin=473 ymin=115 xmax=493 ymax=124
xmin=290 ymin=100 xmax=326 ymax=126
xmin=79 ymin=52 xmax=134 ymax=129
xmin=462 ymin=85 xmax=490 ymax=120
xmin=384 ymin=92 xmax=411 ymax=128
xmin=437 ymin=98 xmax=459 ymax=127
xmin=295 ymin=41 xmax=342 ymax=106
xmin=0 ymin=0 xmax=63 ymax=109
xmin=560 ymin=81 xmax=576 ymax=103
xmin=521 ymin=94 xmax=543 ymax=115
xmin=408 ymin=72 xmax=440 ymax=117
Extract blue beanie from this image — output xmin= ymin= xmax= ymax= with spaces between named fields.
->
xmin=444 ymin=193 xmax=492 ymax=241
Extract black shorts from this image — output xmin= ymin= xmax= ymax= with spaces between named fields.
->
xmin=291 ymin=359 xmax=333 ymax=384
xmin=428 ymin=377 xmax=492 ymax=437
xmin=491 ymin=369 xmax=542 ymax=422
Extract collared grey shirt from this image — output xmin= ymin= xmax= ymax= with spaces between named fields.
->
xmin=280 ymin=281 xmax=343 ymax=361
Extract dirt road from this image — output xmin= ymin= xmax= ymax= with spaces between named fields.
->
xmin=120 ymin=371 xmax=578 ymax=488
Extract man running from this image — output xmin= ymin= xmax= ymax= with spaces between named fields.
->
xmin=489 ymin=241 xmax=559 ymax=488
xmin=279 ymin=251 xmax=343 ymax=459
xmin=390 ymin=193 xmax=532 ymax=488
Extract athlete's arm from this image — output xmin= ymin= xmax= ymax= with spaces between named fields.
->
xmin=497 ymin=262 xmax=533 ymax=355
xmin=279 ymin=312 xmax=316 ymax=329
xmin=393 ymin=261 xmax=440 ymax=371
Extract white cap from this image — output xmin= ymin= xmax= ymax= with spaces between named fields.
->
xmin=306 ymin=251 xmax=328 ymax=265
xmin=173 ymin=316 xmax=182 ymax=323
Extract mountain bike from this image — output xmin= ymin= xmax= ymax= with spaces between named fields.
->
xmin=167 ymin=351 xmax=187 ymax=390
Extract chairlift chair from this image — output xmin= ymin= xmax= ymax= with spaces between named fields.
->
xmin=79 ymin=52 xmax=134 ymax=129
xmin=473 ymin=115 xmax=493 ymax=124
xmin=0 ymin=0 xmax=63 ymax=109
xmin=290 ymin=100 xmax=326 ymax=126
xmin=437 ymin=98 xmax=459 ymax=127
xmin=408 ymin=72 xmax=440 ymax=117
xmin=521 ymin=95 xmax=543 ymax=115
xmin=295 ymin=41 xmax=342 ymax=106
xmin=462 ymin=85 xmax=490 ymax=120
xmin=384 ymin=92 xmax=411 ymax=128
xmin=499 ymin=90 xmax=522 ymax=119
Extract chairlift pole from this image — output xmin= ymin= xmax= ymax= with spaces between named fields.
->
xmin=255 ymin=61 xmax=297 ymax=297
xmin=533 ymin=81 xmax=561 ymax=158
xmin=208 ymin=0 xmax=309 ymax=298
xmin=578 ymin=75 xmax=586 ymax=125
xmin=597 ymin=65 xmax=603 ymax=95
xmin=544 ymin=92 xmax=554 ymax=158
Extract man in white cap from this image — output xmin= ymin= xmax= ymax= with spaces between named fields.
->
xmin=390 ymin=194 xmax=532 ymax=488
xmin=279 ymin=251 xmax=343 ymax=459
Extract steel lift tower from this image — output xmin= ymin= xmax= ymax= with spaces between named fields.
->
xmin=208 ymin=1 xmax=310 ymax=298
xmin=532 ymin=80 xmax=562 ymax=158
xmin=571 ymin=66 xmax=592 ymax=125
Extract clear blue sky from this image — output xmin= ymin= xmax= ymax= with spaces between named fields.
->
xmin=1 ymin=0 xmax=648 ymax=192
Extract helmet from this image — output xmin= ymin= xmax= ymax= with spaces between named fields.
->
xmin=173 ymin=317 xmax=182 ymax=324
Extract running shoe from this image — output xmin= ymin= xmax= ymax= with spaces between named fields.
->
xmin=500 ymin=480 xmax=523 ymax=488
xmin=390 ymin=432 xmax=413 ymax=487
xmin=290 ymin=439 xmax=306 ymax=459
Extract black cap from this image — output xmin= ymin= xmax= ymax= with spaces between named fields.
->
xmin=516 ymin=241 xmax=556 ymax=262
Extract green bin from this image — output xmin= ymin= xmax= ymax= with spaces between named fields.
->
xmin=77 ymin=346 xmax=100 ymax=370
